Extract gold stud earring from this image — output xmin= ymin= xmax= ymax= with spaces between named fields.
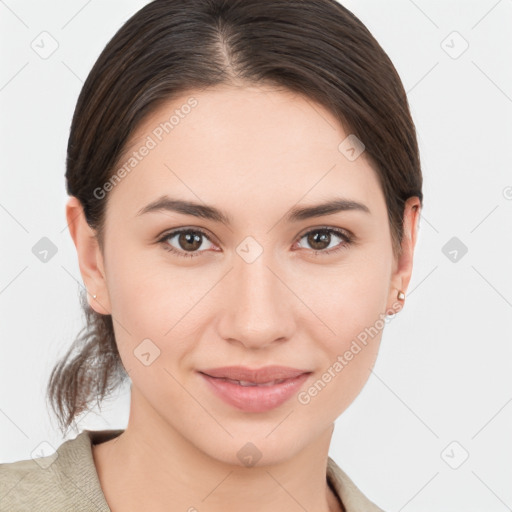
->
xmin=397 ymin=290 xmax=405 ymax=301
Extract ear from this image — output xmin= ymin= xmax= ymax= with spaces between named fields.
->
xmin=65 ymin=196 xmax=111 ymax=315
xmin=387 ymin=196 xmax=421 ymax=314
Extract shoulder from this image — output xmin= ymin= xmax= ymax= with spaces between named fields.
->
xmin=0 ymin=451 xmax=64 ymax=511
xmin=327 ymin=456 xmax=386 ymax=512
xmin=0 ymin=429 xmax=122 ymax=512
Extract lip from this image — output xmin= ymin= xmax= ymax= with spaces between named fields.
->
xmin=199 ymin=365 xmax=310 ymax=383
xmin=198 ymin=366 xmax=312 ymax=413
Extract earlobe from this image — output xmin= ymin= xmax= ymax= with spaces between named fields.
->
xmin=65 ymin=196 xmax=111 ymax=315
xmin=387 ymin=197 xmax=421 ymax=313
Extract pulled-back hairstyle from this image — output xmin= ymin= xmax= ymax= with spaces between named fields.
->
xmin=47 ymin=0 xmax=423 ymax=434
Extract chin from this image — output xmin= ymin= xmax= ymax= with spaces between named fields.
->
xmin=195 ymin=426 xmax=313 ymax=469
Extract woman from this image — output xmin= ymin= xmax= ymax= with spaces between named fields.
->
xmin=0 ymin=0 xmax=422 ymax=510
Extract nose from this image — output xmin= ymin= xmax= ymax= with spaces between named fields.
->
xmin=216 ymin=249 xmax=296 ymax=350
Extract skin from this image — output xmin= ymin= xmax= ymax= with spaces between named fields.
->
xmin=67 ymin=84 xmax=420 ymax=512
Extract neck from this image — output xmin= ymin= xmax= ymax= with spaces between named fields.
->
xmin=92 ymin=386 xmax=342 ymax=512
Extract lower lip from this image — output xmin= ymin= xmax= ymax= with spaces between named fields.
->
xmin=199 ymin=372 xmax=311 ymax=413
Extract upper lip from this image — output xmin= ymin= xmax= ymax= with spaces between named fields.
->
xmin=199 ymin=365 xmax=311 ymax=384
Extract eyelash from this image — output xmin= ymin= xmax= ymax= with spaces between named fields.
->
xmin=157 ymin=227 xmax=354 ymax=259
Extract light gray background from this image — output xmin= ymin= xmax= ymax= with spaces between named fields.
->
xmin=1 ymin=1 xmax=511 ymax=510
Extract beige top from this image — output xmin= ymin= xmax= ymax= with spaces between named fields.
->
xmin=0 ymin=429 xmax=385 ymax=511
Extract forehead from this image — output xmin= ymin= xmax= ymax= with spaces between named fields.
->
xmin=105 ymin=85 xmax=384 ymax=221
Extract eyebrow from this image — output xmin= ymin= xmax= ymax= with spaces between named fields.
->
xmin=136 ymin=195 xmax=371 ymax=225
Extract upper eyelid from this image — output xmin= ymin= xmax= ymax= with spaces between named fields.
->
xmin=159 ymin=225 xmax=353 ymax=247
xmin=297 ymin=225 xmax=352 ymax=239
xmin=158 ymin=227 xmax=216 ymax=244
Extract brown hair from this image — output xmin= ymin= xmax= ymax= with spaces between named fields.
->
xmin=47 ymin=0 xmax=423 ymax=434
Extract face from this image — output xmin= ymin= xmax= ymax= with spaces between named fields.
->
xmin=69 ymin=84 xmax=419 ymax=466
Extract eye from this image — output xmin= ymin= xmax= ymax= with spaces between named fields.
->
xmin=157 ymin=228 xmax=216 ymax=258
xmin=294 ymin=227 xmax=353 ymax=256
xmin=157 ymin=226 xmax=353 ymax=259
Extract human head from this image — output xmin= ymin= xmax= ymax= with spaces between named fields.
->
xmin=48 ymin=0 xmax=423 ymax=440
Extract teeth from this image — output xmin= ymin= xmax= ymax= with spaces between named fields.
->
xmin=223 ymin=378 xmax=287 ymax=386
xmin=232 ymin=379 xmax=284 ymax=387
xmin=238 ymin=380 xmax=260 ymax=387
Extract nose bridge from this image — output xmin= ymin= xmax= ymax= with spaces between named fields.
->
xmin=219 ymin=238 xmax=294 ymax=348
xmin=237 ymin=248 xmax=279 ymax=306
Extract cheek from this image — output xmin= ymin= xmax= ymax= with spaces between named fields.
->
xmin=104 ymin=246 xmax=212 ymax=374
xmin=301 ymin=250 xmax=392 ymax=404
xmin=303 ymin=246 xmax=392 ymax=338
xmin=298 ymin=291 xmax=387 ymax=420
xmin=102 ymin=245 xmax=172 ymax=362
xmin=105 ymin=236 xmax=182 ymax=330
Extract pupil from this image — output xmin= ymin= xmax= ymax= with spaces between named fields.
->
xmin=309 ymin=230 xmax=330 ymax=250
xmin=180 ymin=232 xmax=201 ymax=251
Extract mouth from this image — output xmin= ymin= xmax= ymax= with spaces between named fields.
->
xmin=203 ymin=376 xmax=290 ymax=387
xmin=198 ymin=365 xmax=310 ymax=384
xmin=198 ymin=366 xmax=312 ymax=412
